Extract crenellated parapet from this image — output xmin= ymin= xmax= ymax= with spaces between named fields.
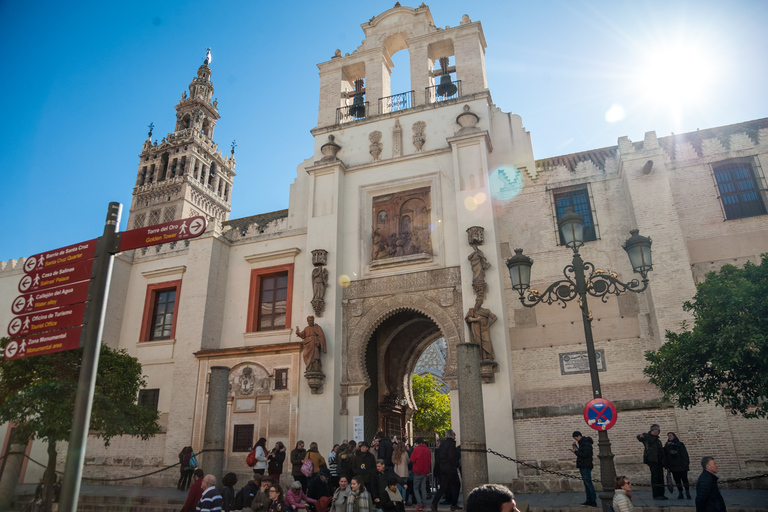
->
xmin=0 ymin=257 xmax=28 ymax=274
xmin=221 ymin=210 xmax=291 ymax=243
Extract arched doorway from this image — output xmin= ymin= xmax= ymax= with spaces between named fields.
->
xmin=361 ymin=309 xmax=444 ymax=442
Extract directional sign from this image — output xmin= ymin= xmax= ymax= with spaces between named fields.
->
xmin=11 ymin=280 xmax=91 ymax=316
xmin=119 ymin=216 xmax=208 ymax=252
xmin=583 ymin=398 xmax=618 ymax=431
xmin=23 ymin=239 xmax=97 ymax=274
xmin=18 ymin=259 xmax=93 ymax=294
xmin=7 ymin=303 xmax=86 ymax=338
xmin=4 ymin=326 xmax=83 ymax=361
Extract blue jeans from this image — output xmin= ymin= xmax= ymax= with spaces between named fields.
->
xmin=580 ymin=468 xmax=596 ymax=503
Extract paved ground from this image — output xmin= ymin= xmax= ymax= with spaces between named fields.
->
xmin=15 ymin=483 xmax=768 ymax=510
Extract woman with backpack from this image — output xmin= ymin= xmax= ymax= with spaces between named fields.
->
xmin=177 ymin=446 xmax=195 ymax=491
xmin=303 ymin=442 xmax=327 ymax=476
xmin=253 ymin=437 xmax=269 ymax=475
xmin=268 ymin=441 xmax=287 ymax=485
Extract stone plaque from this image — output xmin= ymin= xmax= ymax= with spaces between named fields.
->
xmin=559 ymin=349 xmax=606 ymax=375
xmin=235 ymin=397 xmax=256 ymax=412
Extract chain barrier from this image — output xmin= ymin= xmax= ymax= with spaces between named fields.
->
xmin=18 ymin=448 xmax=224 ymax=483
xmin=481 ymin=448 xmax=768 ymax=487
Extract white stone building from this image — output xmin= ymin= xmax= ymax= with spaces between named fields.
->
xmin=1 ymin=4 xmax=767 ymax=491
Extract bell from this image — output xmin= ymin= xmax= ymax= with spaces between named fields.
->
xmin=349 ymin=94 xmax=366 ymax=119
xmin=437 ymin=72 xmax=457 ymax=98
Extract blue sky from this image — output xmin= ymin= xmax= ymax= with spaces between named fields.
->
xmin=1 ymin=0 xmax=766 ymax=262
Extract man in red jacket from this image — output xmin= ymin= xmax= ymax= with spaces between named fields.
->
xmin=410 ymin=438 xmax=432 ymax=511
xmin=182 ymin=469 xmax=204 ymax=512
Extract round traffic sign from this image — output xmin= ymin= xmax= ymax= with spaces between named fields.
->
xmin=583 ymin=398 xmax=617 ymax=431
xmin=24 ymin=256 xmax=38 ymax=273
xmin=5 ymin=340 xmax=19 ymax=359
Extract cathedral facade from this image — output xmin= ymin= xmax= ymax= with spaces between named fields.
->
xmin=1 ymin=4 xmax=767 ymax=491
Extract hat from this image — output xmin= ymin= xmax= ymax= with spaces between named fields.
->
xmin=359 ymin=441 xmax=369 ymax=448
xmin=319 ymin=468 xmax=332 ymax=478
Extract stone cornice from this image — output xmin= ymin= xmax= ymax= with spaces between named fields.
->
xmin=194 ymin=342 xmax=302 ymax=358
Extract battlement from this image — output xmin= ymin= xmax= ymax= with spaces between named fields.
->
xmin=0 ymin=257 xmax=28 ymax=275
xmin=222 ymin=210 xmax=290 ymax=242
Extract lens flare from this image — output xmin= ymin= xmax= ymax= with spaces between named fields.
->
xmin=338 ymin=274 xmax=351 ymax=288
xmin=464 ymin=196 xmax=478 ymax=211
xmin=429 ymin=224 xmax=436 ymax=231
xmin=474 ymin=192 xmax=486 ymax=205
xmin=489 ymin=166 xmax=523 ymax=202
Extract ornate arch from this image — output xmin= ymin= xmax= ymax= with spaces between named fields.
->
xmin=343 ymin=292 xmax=463 ymax=390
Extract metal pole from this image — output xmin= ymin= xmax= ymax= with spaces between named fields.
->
xmin=571 ymin=250 xmax=616 ymax=512
xmin=59 ymin=202 xmax=122 ymax=512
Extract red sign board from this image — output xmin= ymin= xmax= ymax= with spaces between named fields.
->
xmin=583 ymin=398 xmax=618 ymax=431
xmin=3 ymin=326 xmax=83 ymax=361
xmin=18 ymin=259 xmax=93 ymax=294
xmin=23 ymin=239 xmax=97 ymax=274
xmin=7 ymin=303 xmax=86 ymax=338
xmin=119 ymin=216 xmax=208 ymax=252
xmin=11 ymin=280 xmax=91 ymax=316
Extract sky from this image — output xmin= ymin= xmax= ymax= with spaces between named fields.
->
xmin=1 ymin=0 xmax=766 ymax=263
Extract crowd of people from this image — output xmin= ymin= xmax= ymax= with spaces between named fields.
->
xmin=178 ymin=424 xmax=728 ymax=512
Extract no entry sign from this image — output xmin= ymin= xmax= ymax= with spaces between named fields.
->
xmin=119 ymin=216 xmax=207 ymax=252
xmin=583 ymin=398 xmax=618 ymax=431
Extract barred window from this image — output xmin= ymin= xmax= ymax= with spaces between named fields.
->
xmin=133 ymin=213 xmax=146 ymax=229
xmin=713 ymin=162 xmax=766 ymax=220
xmin=163 ymin=207 xmax=177 ymax=223
xmin=233 ymin=424 xmax=254 ymax=452
xmin=274 ymin=369 xmax=288 ymax=390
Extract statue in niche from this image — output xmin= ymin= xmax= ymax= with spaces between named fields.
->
xmin=311 ymin=266 xmax=328 ymax=301
xmin=468 ymin=243 xmax=491 ymax=285
xmin=296 ymin=316 xmax=327 ymax=373
xmin=465 ymin=298 xmax=497 ymax=361
xmin=370 ymin=187 xmax=432 ymax=262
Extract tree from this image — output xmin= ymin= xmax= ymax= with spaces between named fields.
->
xmin=411 ymin=374 xmax=451 ymax=435
xmin=644 ymin=254 xmax=768 ymax=419
xmin=0 ymin=339 xmax=160 ymax=510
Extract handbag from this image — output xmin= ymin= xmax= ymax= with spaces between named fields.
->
xmin=666 ymin=469 xmax=674 ymax=493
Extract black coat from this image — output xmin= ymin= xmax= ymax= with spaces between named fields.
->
xmin=268 ymin=447 xmax=286 ymax=474
xmin=638 ymin=431 xmax=667 ymax=466
xmin=696 ymin=470 xmax=726 ymax=512
xmin=370 ymin=467 xmax=405 ymax=502
xmin=437 ymin=437 xmax=459 ymax=475
xmin=664 ymin=437 xmax=690 ymax=472
xmin=290 ymin=447 xmax=307 ymax=477
xmin=573 ymin=436 xmax=594 ymax=470
xmin=377 ymin=437 xmax=394 ymax=467
xmin=338 ymin=451 xmax=356 ymax=481
xmin=353 ymin=451 xmax=377 ymax=484
xmin=307 ymin=475 xmax=333 ymax=500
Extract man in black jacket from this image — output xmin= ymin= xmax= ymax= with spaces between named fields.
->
xmin=431 ymin=429 xmax=461 ymax=512
xmin=370 ymin=460 xmax=407 ymax=507
xmin=570 ymin=431 xmax=596 ymax=507
xmin=696 ymin=457 xmax=726 ymax=512
xmin=353 ymin=441 xmax=378 ymax=486
xmin=377 ymin=431 xmax=395 ymax=468
xmin=637 ymin=424 xmax=668 ymax=499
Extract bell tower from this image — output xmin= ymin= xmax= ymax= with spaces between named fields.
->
xmin=127 ymin=51 xmax=236 ymax=230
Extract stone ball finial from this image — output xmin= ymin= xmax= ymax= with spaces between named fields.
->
xmin=334 ymin=49 xmax=342 ymax=58
xmin=461 ymin=14 xmax=471 ymax=25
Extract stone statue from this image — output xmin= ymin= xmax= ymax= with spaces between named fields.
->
xmin=468 ymin=243 xmax=491 ymax=284
xmin=295 ymin=316 xmax=326 ymax=373
xmin=213 ymin=98 xmax=218 ymax=108
xmin=311 ymin=266 xmax=328 ymax=301
xmin=465 ymin=299 xmax=497 ymax=361
xmin=182 ymin=91 xmax=187 ymax=101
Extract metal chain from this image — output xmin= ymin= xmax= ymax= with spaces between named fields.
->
xmin=20 ymin=448 xmax=224 ymax=482
xmin=484 ymin=448 xmax=768 ymax=486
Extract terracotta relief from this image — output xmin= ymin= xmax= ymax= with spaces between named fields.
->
xmin=371 ymin=186 xmax=432 ymax=262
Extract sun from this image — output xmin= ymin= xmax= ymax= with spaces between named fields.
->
xmin=635 ymin=40 xmax=715 ymax=111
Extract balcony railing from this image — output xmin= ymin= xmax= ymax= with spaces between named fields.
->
xmin=378 ymin=90 xmax=414 ymax=115
xmin=336 ymin=102 xmax=369 ymax=124
xmin=425 ymin=80 xmax=462 ymax=104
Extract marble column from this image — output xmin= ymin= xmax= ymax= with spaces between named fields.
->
xmin=203 ymin=366 xmax=230 ymax=487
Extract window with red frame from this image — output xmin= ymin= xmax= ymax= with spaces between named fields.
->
xmin=140 ymin=280 xmax=182 ymax=342
xmin=247 ymin=264 xmax=293 ymax=332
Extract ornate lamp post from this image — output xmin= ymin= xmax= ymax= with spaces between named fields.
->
xmin=506 ymin=209 xmax=653 ymax=512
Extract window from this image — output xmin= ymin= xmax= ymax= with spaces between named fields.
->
xmin=232 ymin=424 xmax=254 ymax=452
xmin=713 ymin=161 xmax=766 ymax=220
xmin=247 ymin=264 xmax=294 ymax=332
xmin=140 ymin=280 xmax=182 ymax=342
xmin=274 ymin=369 xmax=288 ymax=390
xmin=553 ymin=187 xmax=598 ymax=245
xmin=138 ymin=389 xmax=160 ymax=410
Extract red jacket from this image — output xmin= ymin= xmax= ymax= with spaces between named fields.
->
xmin=410 ymin=444 xmax=431 ymax=475
xmin=182 ymin=477 xmax=204 ymax=512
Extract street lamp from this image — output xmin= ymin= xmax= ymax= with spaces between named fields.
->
xmin=506 ymin=209 xmax=652 ymax=512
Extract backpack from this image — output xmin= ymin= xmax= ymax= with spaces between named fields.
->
xmin=233 ymin=488 xmax=245 ymax=510
xmin=246 ymin=448 xmax=256 ymax=467
xmin=301 ymin=457 xmax=314 ymax=476
xmin=189 ymin=454 xmax=198 ymax=468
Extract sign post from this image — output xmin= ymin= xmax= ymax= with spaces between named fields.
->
xmin=58 ymin=202 xmax=121 ymax=512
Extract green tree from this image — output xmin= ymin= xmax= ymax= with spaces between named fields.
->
xmin=412 ymin=374 xmax=451 ymax=435
xmin=0 ymin=339 xmax=160 ymax=510
xmin=644 ymin=254 xmax=768 ymax=419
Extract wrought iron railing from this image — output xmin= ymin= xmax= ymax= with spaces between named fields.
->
xmin=378 ymin=90 xmax=414 ymax=114
xmin=336 ymin=102 xmax=369 ymax=124
xmin=425 ymin=79 xmax=462 ymax=104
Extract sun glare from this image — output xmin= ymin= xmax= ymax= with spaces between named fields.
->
xmin=637 ymin=41 xmax=714 ymax=110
